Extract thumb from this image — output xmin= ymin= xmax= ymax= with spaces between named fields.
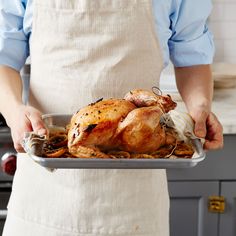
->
xmin=193 ymin=111 xmax=208 ymax=138
xmin=27 ymin=110 xmax=47 ymax=136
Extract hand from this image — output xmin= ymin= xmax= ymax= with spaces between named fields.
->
xmin=191 ymin=110 xmax=224 ymax=150
xmin=6 ymin=104 xmax=47 ymax=152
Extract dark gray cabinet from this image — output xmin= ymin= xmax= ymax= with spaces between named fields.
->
xmin=167 ymin=135 xmax=236 ymax=236
xmin=169 ymin=181 xmax=219 ymax=236
xmin=0 ymin=131 xmax=14 ymax=235
xmin=0 ymin=184 xmax=11 ymax=235
xmin=219 ymin=182 xmax=236 ymax=236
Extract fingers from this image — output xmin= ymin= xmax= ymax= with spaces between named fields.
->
xmin=203 ymin=112 xmax=224 ymax=150
xmin=6 ymin=105 xmax=47 ymax=153
xmin=204 ymin=139 xmax=223 ymax=150
xmin=11 ymin=115 xmax=32 ymax=153
xmin=191 ymin=110 xmax=223 ymax=151
xmin=193 ymin=110 xmax=208 ymax=138
xmin=26 ymin=111 xmax=47 ymax=135
xmin=192 ymin=110 xmax=208 ymax=138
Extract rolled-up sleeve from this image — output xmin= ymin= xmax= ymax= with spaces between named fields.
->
xmin=168 ymin=0 xmax=215 ymax=67
xmin=0 ymin=1 xmax=29 ymax=71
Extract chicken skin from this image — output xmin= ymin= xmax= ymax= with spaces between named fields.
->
xmin=68 ymin=89 xmax=177 ymax=158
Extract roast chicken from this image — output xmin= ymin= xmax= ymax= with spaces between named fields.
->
xmin=67 ymin=89 xmax=177 ymax=158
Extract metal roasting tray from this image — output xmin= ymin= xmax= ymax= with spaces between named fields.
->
xmin=28 ymin=114 xmax=206 ymax=169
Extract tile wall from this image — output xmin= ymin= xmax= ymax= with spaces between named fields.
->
xmin=209 ymin=0 xmax=236 ymax=63
xmin=160 ymin=0 xmax=236 ymax=92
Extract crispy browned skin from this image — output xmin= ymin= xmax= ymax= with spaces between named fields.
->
xmin=68 ymin=99 xmax=136 ymax=156
xmin=116 ymin=106 xmax=166 ymax=153
xmin=68 ymin=89 xmax=177 ymax=158
xmin=124 ymin=89 xmax=177 ymax=112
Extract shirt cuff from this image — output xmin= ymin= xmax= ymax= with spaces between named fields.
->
xmin=168 ymin=30 xmax=215 ymax=67
xmin=0 ymin=38 xmax=29 ymax=71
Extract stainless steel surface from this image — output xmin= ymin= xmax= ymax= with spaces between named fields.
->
xmin=30 ymin=153 xmax=205 ymax=169
xmin=28 ymin=114 xmax=205 ymax=169
xmin=0 ymin=210 xmax=7 ymax=220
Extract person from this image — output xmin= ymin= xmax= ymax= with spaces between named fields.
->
xmin=0 ymin=0 xmax=223 ymax=235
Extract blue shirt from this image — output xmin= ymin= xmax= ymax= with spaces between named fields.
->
xmin=0 ymin=0 xmax=214 ymax=71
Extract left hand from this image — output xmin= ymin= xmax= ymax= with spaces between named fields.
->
xmin=191 ymin=110 xmax=224 ymax=150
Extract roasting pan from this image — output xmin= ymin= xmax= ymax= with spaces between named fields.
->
xmin=25 ymin=114 xmax=206 ymax=169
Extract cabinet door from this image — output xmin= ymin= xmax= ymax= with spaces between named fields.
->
xmin=168 ymin=181 xmax=219 ymax=236
xmin=219 ymin=182 xmax=236 ymax=236
xmin=0 ymin=188 xmax=11 ymax=235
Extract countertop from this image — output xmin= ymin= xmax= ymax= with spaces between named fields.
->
xmin=174 ymin=88 xmax=236 ymax=134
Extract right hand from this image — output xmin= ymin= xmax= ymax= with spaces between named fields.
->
xmin=190 ymin=108 xmax=223 ymax=150
xmin=6 ymin=104 xmax=47 ymax=152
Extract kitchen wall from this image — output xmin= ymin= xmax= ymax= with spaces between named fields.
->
xmin=209 ymin=0 xmax=236 ymax=63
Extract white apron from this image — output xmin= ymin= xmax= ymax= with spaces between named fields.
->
xmin=3 ymin=0 xmax=169 ymax=235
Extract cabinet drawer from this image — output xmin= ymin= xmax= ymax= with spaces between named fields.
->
xmin=0 ymin=189 xmax=11 ymax=235
xmin=0 ymin=220 xmax=5 ymax=235
xmin=0 ymin=192 xmax=11 ymax=210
